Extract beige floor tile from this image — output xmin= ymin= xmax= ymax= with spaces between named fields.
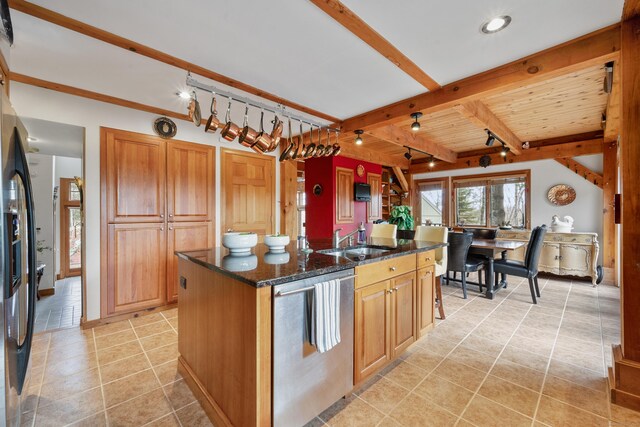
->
xmin=168 ymin=317 xmax=178 ymax=330
xmin=97 ymin=340 xmax=143 ymax=365
xmin=303 ymin=417 xmax=327 ymax=427
xmin=107 ymin=388 xmax=173 ymax=426
xmin=146 ymin=413 xmax=181 ymax=426
xmin=130 ymin=313 xmax=165 ymax=327
xmin=102 ymin=368 xmax=161 ymax=408
xmin=38 ymin=368 xmax=101 ymax=403
xmin=382 ymin=361 xmax=428 ymax=390
xmin=472 ymin=325 xmax=514 ymax=345
xmin=94 ymin=329 xmax=137 ymax=350
xmin=134 ymin=320 xmax=173 ymax=338
xmin=30 ymin=351 xmax=47 ymax=369
xmin=67 ymin=411 xmax=107 ymax=427
xmin=389 ymin=393 xmax=457 ymax=427
xmin=153 ymin=359 xmax=183 ymax=385
xmin=433 ymin=360 xmax=486 ymax=392
xmin=140 ymin=330 xmax=178 ymax=352
xmin=610 ymin=403 xmax=640 ymax=425
xmin=514 ymin=324 xmax=557 ymax=343
xmin=175 ymin=401 xmax=214 ymax=427
xmin=447 ymin=346 xmax=496 ymax=373
xmin=551 ymin=346 xmax=604 ymax=373
xmin=163 ymin=379 xmax=197 ymax=410
xmin=42 ymin=351 xmax=97 ymax=383
xmin=35 ymin=387 xmax=103 ymax=426
xmin=507 ymin=335 xmax=554 ymax=358
xmin=490 ymin=358 xmax=545 ymax=392
xmin=458 ymin=335 xmax=505 ymax=358
xmin=542 ymin=374 xmax=609 ymax=418
xmin=462 ymin=395 xmax=532 ymax=427
xmin=356 ymin=376 xmax=409 ymax=415
xmin=401 ymin=345 xmax=443 ymax=372
xmin=147 ymin=342 xmax=179 ymax=366
xmin=93 ymin=321 xmax=132 ymax=337
xmin=415 ymin=336 xmax=458 ymax=356
xmin=162 ymin=308 xmax=178 ymax=319
xmin=376 ymin=416 xmax=401 ymax=427
xmin=499 ymin=345 xmax=549 ymax=373
xmin=477 ymin=375 xmax=539 ymax=417
xmin=547 ymin=359 xmax=608 ymax=392
xmin=100 ymin=353 xmax=151 ymax=384
xmin=535 ymin=395 xmax=609 ymax=427
xmin=558 ymin=324 xmax=602 ymax=344
xmin=321 ymin=396 xmax=384 ymax=426
xmin=413 ymin=374 xmax=474 ymax=416
xmin=555 ymin=334 xmax=603 ymax=355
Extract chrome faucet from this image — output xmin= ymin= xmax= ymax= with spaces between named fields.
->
xmin=333 ymin=223 xmax=366 ymax=248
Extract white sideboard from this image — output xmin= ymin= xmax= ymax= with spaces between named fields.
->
xmin=495 ymin=229 xmax=600 ymax=285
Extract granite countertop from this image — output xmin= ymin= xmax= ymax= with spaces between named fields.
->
xmin=176 ymin=237 xmax=447 ymax=288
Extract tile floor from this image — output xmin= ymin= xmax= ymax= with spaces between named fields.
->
xmin=35 ymin=277 xmax=82 ymax=333
xmin=23 ymin=275 xmax=640 ymax=426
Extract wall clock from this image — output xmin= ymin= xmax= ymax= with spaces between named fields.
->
xmin=153 ymin=117 xmax=177 ymax=139
xmin=356 ymin=164 xmax=365 ymax=177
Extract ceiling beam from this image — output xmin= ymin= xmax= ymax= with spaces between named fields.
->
xmin=409 ymin=138 xmax=603 ymax=174
xmin=337 ymin=142 xmax=406 ymax=167
xmin=453 ymin=101 xmax=523 ymax=155
xmin=365 ymin=125 xmax=458 ymax=163
xmin=8 ymin=0 xmax=340 ymax=123
xmin=604 ymin=60 xmax=621 ymax=141
xmin=340 ymin=24 xmax=621 ymax=134
xmin=392 ymin=167 xmax=409 ymax=192
xmin=623 ymin=0 xmax=640 ymax=21
xmin=309 ymin=0 xmax=439 ymax=91
xmin=554 ymin=157 xmax=603 ymax=188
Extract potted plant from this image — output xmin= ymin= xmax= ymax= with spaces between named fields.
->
xmin=388 ymin=205 xmax=415 ymax=239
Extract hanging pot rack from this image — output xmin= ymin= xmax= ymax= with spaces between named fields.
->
xmin=185 ymin=74 xmax=339 ymax=133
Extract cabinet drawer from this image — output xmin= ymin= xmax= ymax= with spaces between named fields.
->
xmin=355 ymin=255 xmax=415 ymax=289
xmin=416 ymin=250 xmax=436 ymax=269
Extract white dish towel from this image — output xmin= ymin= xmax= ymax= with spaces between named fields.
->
xmin=312 ymin=279 xmax=341 ymax=353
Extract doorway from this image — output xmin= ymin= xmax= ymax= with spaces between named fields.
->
xmin=59 ymin=177 xmax=82 ymax=278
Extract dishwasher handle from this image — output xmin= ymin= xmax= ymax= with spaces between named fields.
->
xmin=274 ymin=275 xmax=357 ymax=298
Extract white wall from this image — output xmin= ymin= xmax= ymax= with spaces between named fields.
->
xmin=54 ymin=156 xmax=82 ymax=275
xmin=414 ymin=155 xmax=604 ymax=263
xmin=27 ymin=153 xmax=55 ymax=290
xmin=11 ymin=82 xmax=281 ymax=321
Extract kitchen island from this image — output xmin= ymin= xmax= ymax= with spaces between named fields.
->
xmin=176 ymin=238 xmax=446 ymax=427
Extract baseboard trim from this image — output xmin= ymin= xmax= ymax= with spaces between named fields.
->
xmin=38 ymin=288 xmax=55 ymax=297
xmin=81 ymin=303 xmax=177 ymax=329
xmin=609 ymin=344 xmax=640 ymax=412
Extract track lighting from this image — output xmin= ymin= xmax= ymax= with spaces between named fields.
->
xmin=354 ymin=130 xmax=364 ymax=145
xmin=485 ymin=129 xmax=496 ymax=147
xmin=500 ymin=144 xmax=510 ymax=157
xmin=428 ymin=155 xmax=436 ymax=168
xmin=404 ymin=148 xmax=413 ymax=160
xmin=410 ymin=112 xmax=423 ymax=132
xmin=177 ymin=91 xmax=191 ymax=100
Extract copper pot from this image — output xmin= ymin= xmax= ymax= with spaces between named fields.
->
xmin=331 ymin=144 xmax=341 ymax=156
xmin=238 ymin=106 xmax=258 ymax=147
xmin=204 ymin=96 xmax=221 ymax=133
xmin=326 ymin=130 xmax=340 ymax=156
xmin=267 ymin=116 xmax=283 ymax=152
xmin=220 ymin=101 xmax=240 ymax=141
xmin=303 ymin=143 xmax=316 ymax=158
xmin=187 ymin=91 xmax=202 ymax=127
xmin=279 ymin=119 xmax=295 ymax=162
xmin=252 ymin=111 xmax=273 ymax=153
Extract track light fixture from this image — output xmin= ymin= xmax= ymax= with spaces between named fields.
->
xmin=428 ymin=155 xmax=436 ymax=168
xmin=485 ymin=129 xmax=496 ymax=146
xmin=404 ymin=148 xmax=413 ymax=160
xmin=354 ymin=129 xmax=364 ymax=145
xmin=500 ymin=143 xmax=510 ymax=157
xmin=410 ymin=112 xmax=423 ymax=132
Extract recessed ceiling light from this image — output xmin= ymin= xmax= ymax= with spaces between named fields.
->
xmin=482 ymin=15 xmax=511 ymax=34
xmin=177 ymin=91 xmax=191 ymax=100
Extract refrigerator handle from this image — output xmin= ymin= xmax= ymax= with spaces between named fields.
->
xmin=13 ymin=128 xmax=36 ymax=394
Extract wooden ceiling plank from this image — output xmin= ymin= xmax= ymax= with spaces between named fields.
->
xmin=337 ymin=142 xmax=406 ymax=167
xmin=623 ymin=0 xmax=640 ymax=21
xmin=365 ymin=125 xmax=458 ymax=163
xmin=340 ymin=24 xmax=621 ymax=134
xmin=554 ymin=157 xmax=604 ymax=188
xmin=8 ymin=0 xmax=340 ymax=123
xmin=604 ymin=60 xmax=621 ymax=141
xmin=392 ymin=167 xmax=409 ymax=192
xmin=409 ymin=138 xmax=603 ymax=173
xmin=453 ymin=100 xmax=523 ymax=155
xmin=309 ymin=0 xmax=440 ymax=91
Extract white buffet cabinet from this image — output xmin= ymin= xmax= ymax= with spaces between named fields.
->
xmin=495 ymin=229 xmax=600 ymax=285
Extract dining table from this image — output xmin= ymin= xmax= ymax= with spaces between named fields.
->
xmin=468 ymin=238 xmax=527 ymax=299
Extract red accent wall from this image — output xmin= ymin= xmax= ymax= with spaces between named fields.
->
xmin=305 ymin=156 xmax=382 ymax=239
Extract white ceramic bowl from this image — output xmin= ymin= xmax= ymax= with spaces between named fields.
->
xmin=263 ymin=234 xmax=290 ymax=253
xmin=222 ymin=232 xmax=258 ymax=254
xmin=222 ymin=254 xmax=258 ymax=272
xmin=264 ymin=251 xmax=290 ymax=265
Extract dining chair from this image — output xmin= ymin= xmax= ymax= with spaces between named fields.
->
xmin=492 ymin=225 xmax=547 ymax=304
xmin=463 ymin=227 xmax=498 ymax=240
xmin=414 ymin=225 xmax=448 ymax=319
xmin=370 ymin=223 xmax=397 ymax=239
xmin=446 ymin=232 xmax=486 ymax=299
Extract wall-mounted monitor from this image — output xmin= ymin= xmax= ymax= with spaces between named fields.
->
xmin=354 ymin=183 xmax=371 ymax=202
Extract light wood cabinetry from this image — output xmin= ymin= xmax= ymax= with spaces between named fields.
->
xmin=367 ymin=173 xmax=382 ymax=222
xmin=416 ymin=264 xmax=435 ymax=338
xmin=101 ymin=128 xmax=215 ymax=318
xmin=336 ymin=167 xmax=354 ymax=224
xmin=390 ymin=272 xmax=416 ymax=358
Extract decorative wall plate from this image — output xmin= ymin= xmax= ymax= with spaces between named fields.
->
xmin=153 ymin=117 xmax=177 ymax=139
xmin=356 ymin=164 xmax=365 ymax=177
xmin=547 ymin=184 xmax=576 ymax=206
xmin=313 ymin=184 xmax=323 ymax=196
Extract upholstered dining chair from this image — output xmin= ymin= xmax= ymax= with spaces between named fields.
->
xmin=446 ymin=232 xmax=486 ymax=299
xmin=414 ymin=225 xmax=448 ymax=319
xmin=370 ymin=223 xmax=398 ymax=239
xmin=463 ymin=227 xmax=498 ymax=240
xmin=493 ymin=225 xmax=547 ymax=304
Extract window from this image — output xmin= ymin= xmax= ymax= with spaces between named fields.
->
xmin=415 ymin=178 xmax=449 ymax=226
xmin=297 ymin=171 xmax=306 ymax=236
xmin=453 ymin=171 xmax=529 ymax=228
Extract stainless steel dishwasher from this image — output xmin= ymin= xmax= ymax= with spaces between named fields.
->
xmin=272 ymin=269 xmax=355 ymax=427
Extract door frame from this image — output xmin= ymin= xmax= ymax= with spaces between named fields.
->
xmin=59 ymin=177 xmax=82 ymax=278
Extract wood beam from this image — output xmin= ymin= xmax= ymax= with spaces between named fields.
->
xmin=453 ymin=101 xmax=523 ymax=155
xmin=623 ymin=0 xmax=640 ymax=21
xmin=279 ymin=157 xmax=298 ymax=237
xmin=604 ymin=60 xmax=622 ymax=141
xmin=309 ymin=0 xmax=439 ymax=91
xmin=409 ymin=138 xmax=603 ymax=174
xmin=602 ymin=139 xmax=618 ymax=273
xmin=554 ymin=158 xmax=603 ymax=188
xmin=337 ymin=143 xmax=406 ymax=168
xmin=365 ymin=125 xmax=458 ymax=163
xmin=392 ymin=167 xmax=409 ymax=193
xmin=8 ymin=0 xmax=339 ymax=123
xmin=340 ymin=24 xmax=621 ymax=134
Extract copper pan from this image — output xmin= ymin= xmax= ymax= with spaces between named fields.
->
xmin=252 ymin=111 xmax=273 ymax=153
xmin=279 ymin=118 xmax=295 ymax=162
xmin=238 ymin=105 xmax=258 ymax=147
xmin=267 ymin=116 xmax=283 ymax=152
xmin=187 ymin=91 xmax=201 ymax=127
xmin=204 ymin=96 xmax=221 ymax=133
xmin=220 ymin=100 xmax=240 ymax=141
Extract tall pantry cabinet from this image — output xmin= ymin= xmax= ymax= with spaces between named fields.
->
xmin=101 ymin=128 xmax=214 ymax=318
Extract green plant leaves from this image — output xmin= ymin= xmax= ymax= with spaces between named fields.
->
xmin=388 ymin=205 xmax=414 ymax=230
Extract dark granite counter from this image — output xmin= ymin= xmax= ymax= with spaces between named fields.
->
xmin=176 ymin=237 xmax=447 ymax=288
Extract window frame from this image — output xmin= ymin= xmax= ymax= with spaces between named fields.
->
xmin=413 ymin=177 xmax=450 ymax=227
xmin=451 ymin=169 xmax=531 ymax=229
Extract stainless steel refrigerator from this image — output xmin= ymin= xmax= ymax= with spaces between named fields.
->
xmin=0 ymin=84 xmax=37 ymax=427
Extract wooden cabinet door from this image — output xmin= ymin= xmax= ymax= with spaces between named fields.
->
xmin=107 ymin=223 xmax=166 ymax=315
xmin=354 ymin=280 xmax=390 ymax=384
xmin=538 ymin=242 xmax=560 ymax=274
xmin=367 ymin=173 xmax=382 ymax=222
xmin=167 ymin=140 xmax=214 ymax=222
xmin=416 ymin=266 xmax=435 ymax=338
xmin=166 ymin=222 xmax=213 ymax=303
xmin=221 ymin=149 xmax=275 ymax=237
xmin=390 ymin=272 xmax=416 ymax=358
xmin=104 ymin=128 xmax=166 ymax=223
xmin=336 ymin=167 xmax=354 ymax=224
xmin=559 ymin=244 xmax=591 ymax=276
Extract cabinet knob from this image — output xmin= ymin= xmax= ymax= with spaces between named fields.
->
xmin=160 ymin=214 xmax=164 ymax=218
xmin=160 ymin=227 xmax=164 ymax=231
xmin=387 ymin=289 xmax=394 ymax=294
xmin=393 ymin=287 xmax=398 ymax=292
xmin=389 ymin=267 xmax=396 ymax=272
xmin=425 ymin=257 xmax=431 ymax=261
xmin=169 ymin=214 xmax=173 ymax=217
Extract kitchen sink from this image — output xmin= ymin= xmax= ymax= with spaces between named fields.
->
xmin=319 ymin=246 xmax=390 ymax=258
